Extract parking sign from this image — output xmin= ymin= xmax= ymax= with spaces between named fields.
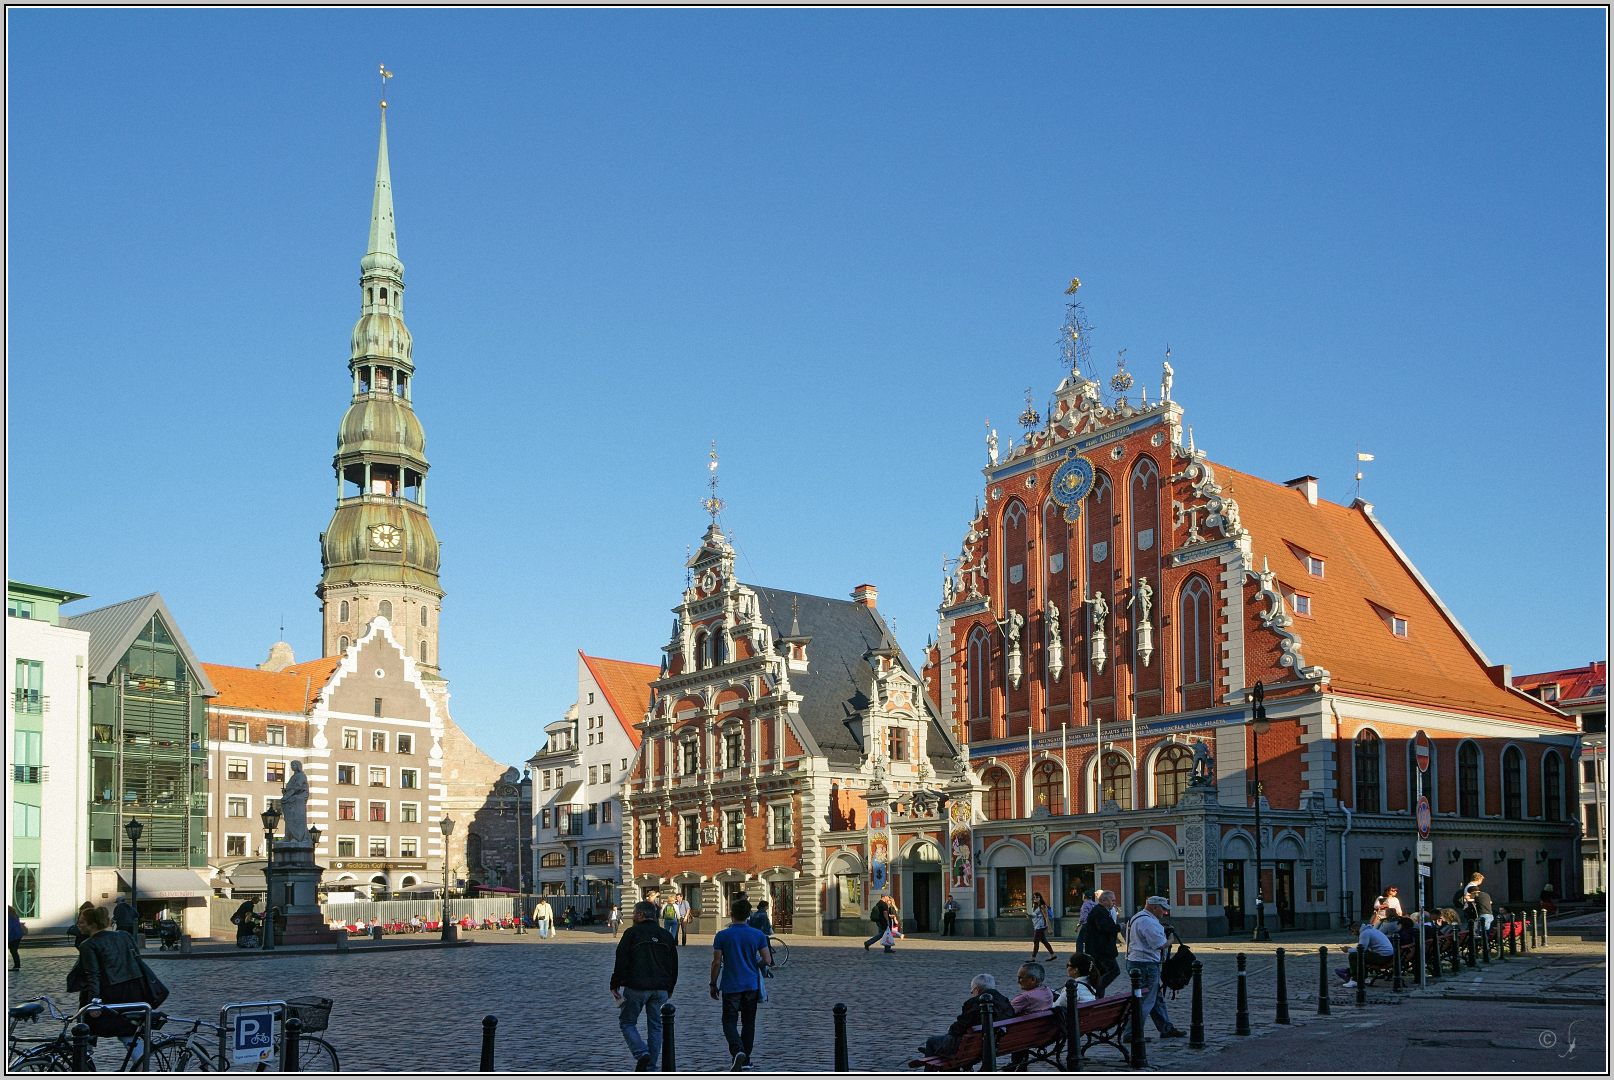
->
xmin=232 ymin=1011 xmax=276 ymax=1066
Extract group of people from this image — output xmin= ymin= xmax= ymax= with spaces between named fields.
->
xmin=1337 ymin=872 xmax=1511 ymax=988
xmin=610 ymin=891 xmax=777 ymax=1071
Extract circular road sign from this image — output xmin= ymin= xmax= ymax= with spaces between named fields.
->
xmin=1417 ymin=796 xmax=1432 ymax=839
xmin=1414 ymin=731 xmax=1430 ymax=772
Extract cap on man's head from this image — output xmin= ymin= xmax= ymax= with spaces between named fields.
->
xmin=1146 ymin=895 xmax=1171 ymax=912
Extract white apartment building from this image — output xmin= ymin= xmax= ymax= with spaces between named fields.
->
xmin=528 ymin=652 xmax=654 ymax=912
xmin=6 ymin=581 xmax=92 ymax=932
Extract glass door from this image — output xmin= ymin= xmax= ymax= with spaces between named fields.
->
xmin=1062 ymin=864 xmax=1095 ymax=918
xmin=1222 ymin=860 xmax=1245 ymax=931
xmin=1275 ymin=861 xmax=1296 ymax=928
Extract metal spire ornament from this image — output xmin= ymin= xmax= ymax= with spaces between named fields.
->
xmin=1060 ymin=276 xmax=1095 ymax=377
xmin=1018 ymin=388 xmax=1041 ymax=430
xmin=1109 ymin=349 xmax=1133 ymax=395
xmin=702 ymin=440 xmax=725 ymax=524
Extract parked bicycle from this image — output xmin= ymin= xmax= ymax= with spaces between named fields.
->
xmin=151 ymin=997 xmax=338 ymax=1072
xmin=8 ymin=995 xmax=158 ymax=1072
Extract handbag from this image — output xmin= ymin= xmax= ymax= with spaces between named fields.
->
xmin=137 ymin=958 xmax=170 ymax=1007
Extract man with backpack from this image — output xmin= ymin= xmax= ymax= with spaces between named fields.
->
xmin=611 ymin=901 xmax=679 ymax=1071
xmin=1126 ymin=897 xmax=1186 ymax=1039
xmin=661 ymin=896 xmax=682 ymax=941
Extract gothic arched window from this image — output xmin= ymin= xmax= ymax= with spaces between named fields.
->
xmin=379 ymin=600 xmax=393 ymax=620
xmin=1100 ymin=752 xmax=1133 ymax=811
xmin=466 ymin=831 xmax=483 ymax=867
xmin=1033 ymin=760 xmax=1064 ymax=816
xmin=1178 ymin=576 xmax=1214 ymax=710
xmin=339 ymin=600 xmax=349 ymax=622
xmin=1354 ymin=731 xmax=1381 ymax=812
xmin=1459 ymin=741 xmax=1481 ymax=817
xmin=1544 ymin=751 xmax=1563 ymax=822
xmin=420 ymin=606 xmax=429 ymax=627
xmin=984 ymin=767 xmax=1013 ymax=820
xmin=1154 ymin=744 xmax=1194 ymax=808
xmin=1503 ymin=746 xmax=1524 ymax=820
xmin=968 ymin=626 xmax=990 ymax=719
xmin=693 ymin=631 xmax=707 ymax=671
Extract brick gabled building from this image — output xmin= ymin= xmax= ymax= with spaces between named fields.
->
xmin=621 ymin=522 xmax=964 ymax=936
xmin=923 ymin=301 xmax=1581 ymax=937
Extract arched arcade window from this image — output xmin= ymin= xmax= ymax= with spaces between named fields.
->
xmin=1100 ymin=752 xmax=1133 ymax=811
xmin=339 ymin=600 xmax=349 ymax=622
xmin=984 ymin=767 xmax=1013 ymax=820
xmin=1154 ymin=744 xmax=1194 ymax=808
xmin=379 ymin=600 xmax=393 ymax=620
xmin=1032 ymin=760 xmax=1064 ymax=816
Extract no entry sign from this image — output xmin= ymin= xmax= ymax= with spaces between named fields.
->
xmin=1414 ymin=731 xmax=1430 ymax=772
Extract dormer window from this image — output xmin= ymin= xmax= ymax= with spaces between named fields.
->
xmin=1540 ymin=684 xmax=1560 ymax=702
xmin=1292 ymin=593 xmax=1312 ymax=617
xmin=1307 ymin=556 xmax=1325 ymax=577
xmin=887 ymin=728 xmax=909 ymax=762
xmin=1392 ymin=616 xmax=1408 ymax=637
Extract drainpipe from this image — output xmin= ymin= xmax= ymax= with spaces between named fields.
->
xmin=1340 ymin=805 xmax=1353 ymax=929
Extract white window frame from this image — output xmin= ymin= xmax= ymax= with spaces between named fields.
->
xmin=399 ymin=836 xmax=420 ymax=858
xmin=1392 ymin=616 xmax=1409 ymax=637
xmin=227 ymin=757 xmax=251 ymax=782
xmin=227 ymin=722 xmax=248 ymax=743
xmin=589 ymin=765 xmax=598 ymax=785
xmin=368 ymin=835 xmax=389 ymax=858
xmin=641 ymin=816 xmax=660 ymax=856
xmin=680 ymin=813 xmax=700 ymax=853
xmin=400 ymin=768 xmax=419 ymax=790
xmin=337 ymin=799 xmax=358 ymax=822
xmin=371 ymin=730 xmax=388 ymax=753
xmin=224 ymin=833 xmax=250 ymax=857
xmin=723 ymin=806 xmax=745 ymax=851
xmin=336 ymin=836 xmax=359 ymax=858
xmin=342 ymin=728 xmax=360 ymax=751
xmin=226 ymin=795 xmax=250 ymax=819
xmin=1291 ymin=592 xmax=1312 ymax=617
xmin=266 ymin=726 xmax=285 ymax=746
xmin=369 ymin=765 xmax=389 ymax=788
xmin=769 ymin=800 xmax=793 ymax=847
xmin=400 ymin=801 xmax=420 ymax=823
xmin=1307 ymin=555 xmax=1325 ymax=577
xmin=368 ymin=800 xmax=389 ymax=823
xmin=337 ymin=762 xmax=359 ymax=785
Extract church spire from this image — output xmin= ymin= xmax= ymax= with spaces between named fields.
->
xmin=367 ymin=106 xmax=399 ymax=262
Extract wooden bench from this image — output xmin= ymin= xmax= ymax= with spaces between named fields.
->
xmin=907 ymin=994 xmax=1135 ymax=1072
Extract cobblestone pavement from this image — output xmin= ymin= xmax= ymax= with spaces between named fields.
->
xmin=7 ymin=928 xmax=1603 ymax=1072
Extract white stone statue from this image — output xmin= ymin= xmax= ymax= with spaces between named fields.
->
xmin=1162 ymin=359 xmax=1174 ymax=403
xmin=1085 ymin=591 xmax=1110 ymax=632
xmin=1131 ymin=577 xmax=1154 ymax=626
xmin=280 ymin=760 xmax=311 ymax=845
xmin=987 ymin=426 xmax=999 ymax=466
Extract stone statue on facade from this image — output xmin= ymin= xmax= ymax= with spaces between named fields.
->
xmin=280 ymin=760 xmax=312 ymax=846
xmin=1190 ymin=741 xmax=1214 ymax=787
xmin=986 ymin=425 xmax=999 ymax=466
xmin=1162 ymin=359 xmax=1174 ymax=403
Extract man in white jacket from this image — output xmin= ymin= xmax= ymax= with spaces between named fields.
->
xmin=1125 ymin=897 xmax=1184 ymax=1040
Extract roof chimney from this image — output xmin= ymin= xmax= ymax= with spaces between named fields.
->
xmin=851 ymin=584 xmax=879 ymax=608
xmin=1285 ymin=475 xmax=1319 ymax=506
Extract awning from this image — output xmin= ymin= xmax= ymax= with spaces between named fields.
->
xmin=119 ymin=869 xmax=213 ymax=899
xmin=554 ymin=780 xmax=583 ymax=803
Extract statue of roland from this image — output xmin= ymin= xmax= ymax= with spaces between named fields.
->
xmin=279 ymin=760 xmax=312 ymax=846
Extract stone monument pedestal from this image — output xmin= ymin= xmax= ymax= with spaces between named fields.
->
xmin=270 ymin=843 xmax=341 ymax=946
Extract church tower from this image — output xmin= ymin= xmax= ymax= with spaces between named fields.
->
xmin=317 ymin=105 xmax=444 ymax=676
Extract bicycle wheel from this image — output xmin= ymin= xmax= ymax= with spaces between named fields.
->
xmin=297 ymin=1037 xmax=339 ymax=1072
xmin=151 ymin=1037 xmax=212 ymax=1071
xmin=10 ymin=1044 xmax=76 ymax=1071
xmin=767 ymin=935 xmax=789 ymax=968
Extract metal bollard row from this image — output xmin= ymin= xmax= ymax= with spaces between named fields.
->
xmin=833 ymin=1003 xmax=849 ymax=1072
xmin=1063 ymin=979 xmax=1082 ymax=1071
xmin=1189 ymin=960 xmax=1206 ymax=1048
xmin=1127 ymin=967 xmax=1146 ymax=1069
xmin=1234 ymin=953 xmax=1250 ymax=1035
xmin=1275 ymin=948 xmax=1291 ymax=1024
xmin=662 ymin=1003 xmax=677 ymax=1072
xmin=480 ymin=1015 xmax=497 ymax=1072
xmin=980 ymin=994 xmax=998 ymax=1072
xmin=1317 ymin=946 xmax=1331 ymax=1015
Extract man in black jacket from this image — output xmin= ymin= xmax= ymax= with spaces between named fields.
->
xmin=1083 ymin=892 xmax=1122 ymax=996
xmin=918 ymin=974 xmax=1017 ymax=1059
xmin=610 ymin=901 xmax=679 ymax=1071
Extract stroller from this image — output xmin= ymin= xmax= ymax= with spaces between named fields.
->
xmin=154 ymin=918 xmax=182 ymax=951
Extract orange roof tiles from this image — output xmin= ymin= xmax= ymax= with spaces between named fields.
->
xmin=200 ymin=656 xmax=342 ymax=714
xmin=1219 ymin=465 xmax=1573 ymax=729
xmin=582 ymin=652 xmax=658 ymax=748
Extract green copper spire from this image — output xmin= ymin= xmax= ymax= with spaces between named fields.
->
xmin=367 ymin=106 xmax=398 ymax=260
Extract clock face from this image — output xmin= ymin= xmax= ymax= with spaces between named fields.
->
xmin=370 ymin=524 xmax=403 ymax=550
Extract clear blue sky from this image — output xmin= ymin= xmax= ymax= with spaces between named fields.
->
xmin=8 ymin=9 xmax=1606 ymax=767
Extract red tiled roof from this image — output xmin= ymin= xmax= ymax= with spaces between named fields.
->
xmin=581 ymin=652 xmax=658 ymax=748
xmin=1514 ymin=661 xmax=1608 ymax=704
xmin=200 ymin=656 xmax=342 ymax=714
xmin=1220 ymin=465 xmax=1573 ymax=728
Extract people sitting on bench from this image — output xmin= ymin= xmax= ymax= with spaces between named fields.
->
xmin=1053 ymin=954 xmax=1102 ymax=1011
xmin=1010 ymin=963 xmax=1056 ymax=1015
xmin=916 ymin=974 xmax=1016 ymax=1059
xmin=1337 ymin=920 xmax=1396 ymax=988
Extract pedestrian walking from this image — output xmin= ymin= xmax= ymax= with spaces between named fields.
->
xmin=1028 ymin=893 xmax=1056 ymax=962
xmin=674 ymin=892 xmax=692 ymax=946
xmin=534 ymin=897 xmax=555 ymax=939
xmin=942 ymin=896 xmax=959 ymax=937
xmin=1126 ymin=896 xmax=1185 ymax=1039
xmin=611 ymin=900 xmax=679 ymax=1071
xmin=710 ymin=896 xmax=772 ymax=1070
xmin=864 ymin=893 xmax=897 ymax=952
xmin=8 ymin=904 xmax=25 ymax=970
xmin=608 ymin=905 xmax=622 ymax=936
xmin=67 ymin=906 xmax=168 ymax=1066
xmin=747 ymin=900 xmax=774 ymax=936
xmin=1083 ymin=891 xmax=1123 ymax=995
xmin=112 ymin=896 xmax=138 ymax=939
xmin=661 ymin=896 xmax=682 ymax=941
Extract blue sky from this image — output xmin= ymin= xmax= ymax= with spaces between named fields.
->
xmin=8 ymin=9 xmax=1606 ymax=767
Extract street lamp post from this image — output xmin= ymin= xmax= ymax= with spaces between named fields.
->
xmin=1250 ymin=681 xmax=1271 ymax=943
xmin=123 ymin=817 xmax=144 ymax=937
xmin=440 ymin=816 xmax=456 ymax=940
xmin=261 ymin=806 xmax=282 ymax=951
xmin=513 ymin=779 xmax=527 ymax=935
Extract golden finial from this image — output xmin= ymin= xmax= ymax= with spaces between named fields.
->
xmin=379 ymin=63 xmax=394 ymax=108
xmin=1065 ymin=277 xmax=1081 ymax=295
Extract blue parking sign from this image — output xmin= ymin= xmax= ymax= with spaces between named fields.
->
xmin=232 ymin=1011 xmax=276 ymax=1066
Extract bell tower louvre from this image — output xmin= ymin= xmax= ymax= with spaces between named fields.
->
xmin=317 ymin=103 xmax=444 ymax=678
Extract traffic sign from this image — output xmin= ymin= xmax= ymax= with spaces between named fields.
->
xmin=1417 ymin=840 xmax=1433 ymax=862
xmin=232 ymin=1011 xmax=276 ymax=1066
xmin=1414 ymin=731 xmax=1430 ymax=772
xmin=1416 ymin=796 xmax=1432 ymax=839
xmin=1418 ymin=864 xmax=1430 ymax=877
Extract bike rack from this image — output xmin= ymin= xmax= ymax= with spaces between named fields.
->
xmin=218 ymin=1000 xmax=288 ymax=1072
xmin=92 ymin=1001 xmax=155 ymax=1072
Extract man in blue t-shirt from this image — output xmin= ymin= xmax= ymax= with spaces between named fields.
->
xmin=710 ymin=896 xmax=773 ymax=1070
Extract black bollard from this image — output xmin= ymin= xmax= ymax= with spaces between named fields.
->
xmin=1479 ymin=918 xmax=1491 ymax=964
xmin=1465 ymin=923 xmax=1477 ymax=968
xmin=1392 ymin=937 xmax=1405 ymax=991
xmin=1428 ymin=928 xmax=1441 ymax=981
xmin=1492 ymin=917 xmax=1506 ymax=963
xmin=1127 ymin=967 xmax=1147 ymax=1069
xmin=1063 ymin=980 xmax=1083 ymax=1071
xmin=661 ymin=1004 xmax=677 ymax=1073
xmin=1317 ymin=946 xmax=1331 ymax=1015
xmin=980 ymin=993 xmax=998 ymax=1072
xmin=480 ymin=1015 xmax=497 ymax=1072
xmin=1354 ymin=951 xmax=1367 ymax=1008
xmin=1275 ymin=948 xmax=1291 ymax=1023
xmin=1189 ymin=960 xmax=1206 ymax=1047
xmin=71 ymin=1023 xmax=92 ymax=1072
xmin=1234 ymin=953 xmax=1250 ymax=1035
xmin=285 ymin=1016 xmax=302 ymax=1073
xmin=833 ymin=1003 xmax=849 ymax=1072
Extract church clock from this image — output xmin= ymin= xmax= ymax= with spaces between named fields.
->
xmin=370 ymin=524 xmax=403 ymax=550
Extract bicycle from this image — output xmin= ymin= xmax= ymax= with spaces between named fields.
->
xmin=767 ymin=935 xmax=789 ymax=969
xmin=151 ymin=998 xmax=338 ymax=1072
xmin=9 ymin=996 xmax=157 ymax=1072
